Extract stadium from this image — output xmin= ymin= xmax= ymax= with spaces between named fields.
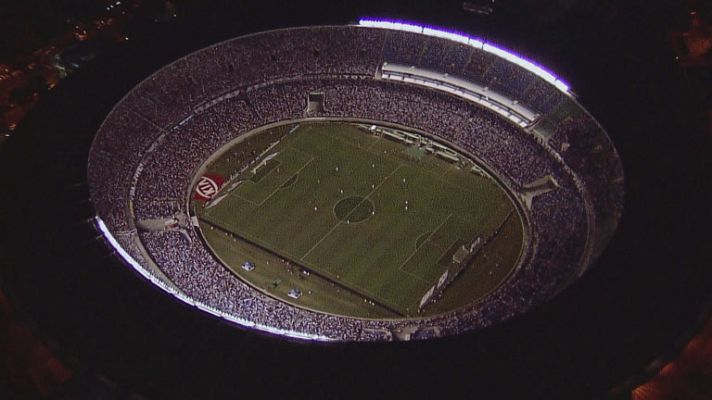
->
xmin=1 ymin=1 xmax=711 ymax=399
xmin=87 ymin=20 xmax=623 ymax=341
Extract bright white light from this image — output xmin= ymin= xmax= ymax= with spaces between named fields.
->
xmin=358 ymin=18 xmax=572 ymax=95
xmin=468 ymin=38 xmax=484 ymax=49
xmin=483 ymin=43 xmax=557 ymax=83
xmin=422 ymin=27 xmax=469 ymax=45
xmin=94 ymin=217 xmax=334 ymax=342
xmin=553 ymin=80 xmax=570 ymax=93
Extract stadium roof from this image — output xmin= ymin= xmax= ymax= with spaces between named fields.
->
xmin=358 ymin=18 xmax=572 ymax=94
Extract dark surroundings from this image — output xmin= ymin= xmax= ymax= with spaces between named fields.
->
xmin=0 ymin=0 xmax=711 ymax=399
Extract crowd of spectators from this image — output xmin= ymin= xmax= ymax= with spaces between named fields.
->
xmin=87 ymin=25 xmax=623 ymax=341
xmin=484 ymin=59 xmax=536 ymax=99
xmin=522 ymin=79 xmax=565 ymax=114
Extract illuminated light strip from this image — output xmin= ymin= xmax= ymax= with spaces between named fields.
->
xmin=94 ymin=217 xmax=335 ymax=342
xmin=358 ymin=18 xmax=571 ymax=95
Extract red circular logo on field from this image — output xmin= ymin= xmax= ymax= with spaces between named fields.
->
xmin=195 ymin=176 xmax=220 ymax=200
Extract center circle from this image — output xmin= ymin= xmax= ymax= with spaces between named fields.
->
xmin=333 ymin=196 xmax=374 ymax=223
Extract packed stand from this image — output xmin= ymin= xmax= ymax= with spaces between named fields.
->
xmin=88 ymin=24 xmax=621 ymax=341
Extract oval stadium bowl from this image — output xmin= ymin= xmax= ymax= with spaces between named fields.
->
xmin=88 ymin=22 xmax=624 ymax=342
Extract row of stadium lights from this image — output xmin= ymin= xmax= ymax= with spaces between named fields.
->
xmin=357 ymin=19 xmax=572 ymax=95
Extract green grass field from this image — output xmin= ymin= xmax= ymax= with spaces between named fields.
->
xmin=195 ymin=122 xmax=523 ymax=318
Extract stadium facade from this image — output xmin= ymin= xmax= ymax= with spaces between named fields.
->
xmin=87 ymin=21 xmax=624 ymax=341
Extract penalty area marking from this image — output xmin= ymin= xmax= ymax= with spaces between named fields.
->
xmin=397 ymin=214 xmax=452 ymax=275
xmin=257 ymin=157 xmax=315 ymax=207
xmin=227 ymin=155 xmax=315 ymax=208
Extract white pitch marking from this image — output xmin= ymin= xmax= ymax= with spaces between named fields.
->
xmin=301 ymin=165 xmax=403 ymax=261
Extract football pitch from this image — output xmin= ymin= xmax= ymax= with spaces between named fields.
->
xmin=195 ymin=122 xmax=524 ymax=318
